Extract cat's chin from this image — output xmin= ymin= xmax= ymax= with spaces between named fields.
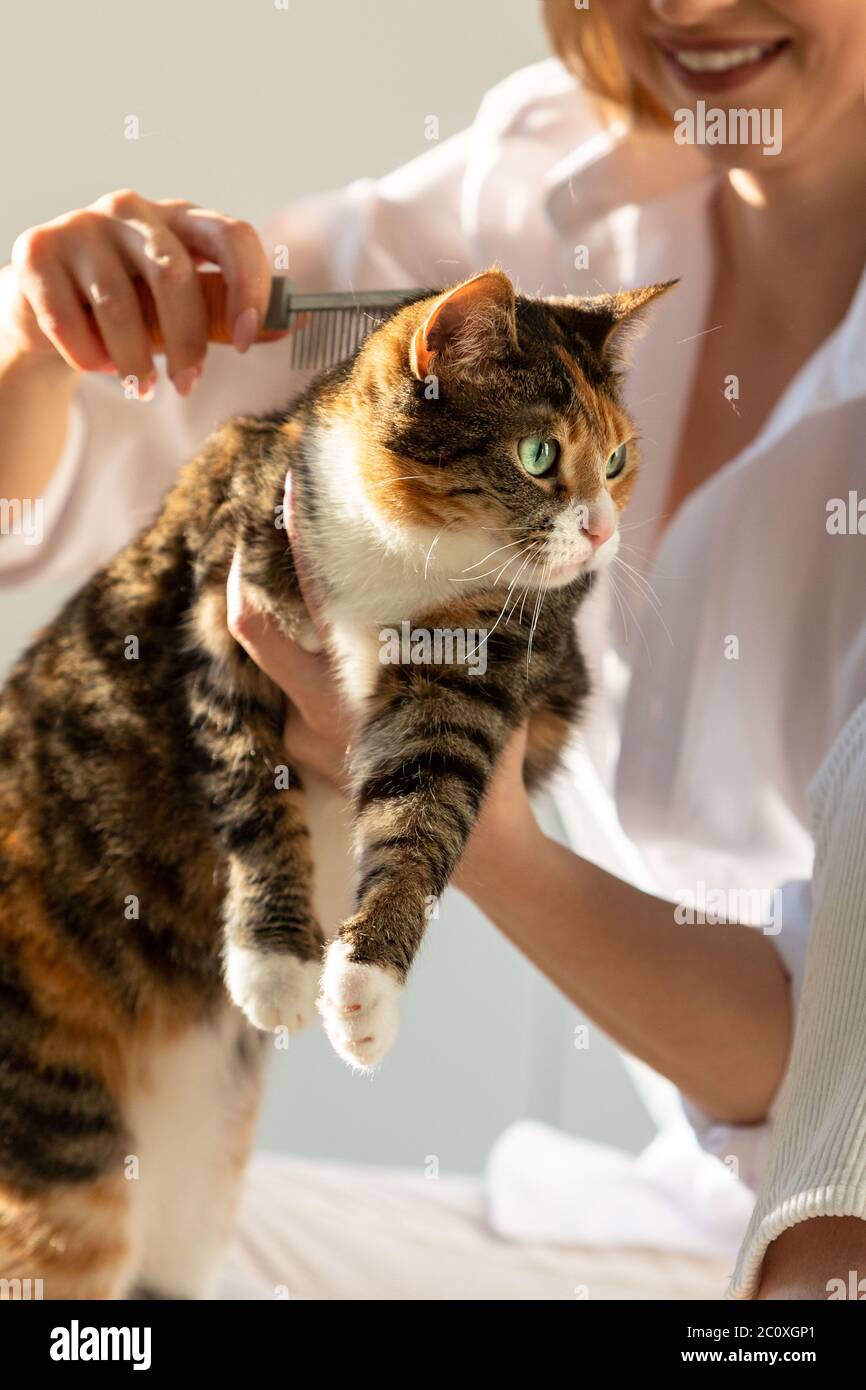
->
xmin=536 ymin=553 xmax=597 ymax=587
xmin=536 ymin=544 xmax=618 ymax=587
xmin=543 ymin=560 xmax=589 ymax=587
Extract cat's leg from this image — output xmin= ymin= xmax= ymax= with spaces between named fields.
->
xmin=0 ymin=1007 xmax=135 ymax=1298
xmin=0 ymin=1176 xmax=136 ymax=1300
xmin=188 ymin=585 xmax=324 ymax=1034
xmin=522 ymin=647 xmax=589 ymax=790
xmin=0 ymin=921 xmax=138 ymax=1298
xmin=319 ymin=657 xmax=522 ymax=1069
xmin=126 ymin=1004 xmax=266 ymax=1300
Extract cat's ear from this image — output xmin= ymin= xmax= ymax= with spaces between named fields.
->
xmin=410 ymin=269 xmax=518 ymax=380
xmin=551 ymin=280 xmax=677 ymax=367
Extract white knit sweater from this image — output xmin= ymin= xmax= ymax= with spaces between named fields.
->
xmin=729 ymin=697 xmax=866 ymax=1297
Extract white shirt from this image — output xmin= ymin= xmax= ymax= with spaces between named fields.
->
xmin=3 ymin=57 xmax=865 ymax=1295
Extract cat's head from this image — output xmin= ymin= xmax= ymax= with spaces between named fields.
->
xmin=322 ymin=268 xmax=672 ymax=594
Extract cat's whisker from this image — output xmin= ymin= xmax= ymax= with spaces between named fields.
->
xmin=502 ymin=549 xmax=540 ymax=627
xmin=465 ymin=545 xmax=541 ymax=660
xmin=612 ymin=569 xmax=668 ymax=638
xmin=461 ymin=537 xmax=527 ymax=573
xmin=614 ymin=555 xmax=669 ymax=624
xmin=609 ymin=561 xmax=658 ymax=658
xmin=504 ymin=561 xmax=533 ymax=620
xmin=617 ymin=541 xmax=679 ymax=582
xmin=508 ymin=558 xmax=536 ymax=636
xmin=606 ymin=566 xmax=632 ymax=645
xmin=620 ymin=576 xmax=659 ymax=663
xmin=423 ymin=532 xmax=441 ymax=579
xmin=608 ymin=567 xmax=654 ymax=661
xmin=614 ymin=556 xmax=665 ymax=614
xmin=617 ymin=511 xmax=671 ymax=535
xmin=610 ymin=558 xmax=674 ymax=649
xmin=446 ymin=541 xmax=538 ymax=584
xmin=493 ymin=542 xmax=541 ymax=586
xmin=517 ymin=561 xmax=541 ymax=625
xmin=616 ymin=541 xmax=655 ymax=563
xmin=495 ymin=546 xmax=541 ymax=619
xmin=525 ymin=558 xmax=550 ymax=670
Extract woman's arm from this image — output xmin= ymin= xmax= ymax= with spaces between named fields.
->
xmin=227 ymin=563 xmax=792 ymax=1131
xmin=756 ymin=1217 xmax=866 ymax=1299
xmin=0 ymin=317 xmax=79 ymax=500
xmin=452 ymin=733 xmax=792 ymax=1126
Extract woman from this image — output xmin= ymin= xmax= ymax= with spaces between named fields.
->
xmin=1 ymin=0 xmax=865 ymax=1299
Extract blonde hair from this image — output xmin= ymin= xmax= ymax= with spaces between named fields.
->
xmin=542 ymin=0 xmax=670 ymax=125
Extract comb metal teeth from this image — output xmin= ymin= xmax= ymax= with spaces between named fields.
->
xmin=286 ymin=305 xmax=376 ymax=370
xmin=279 ymin=286 xmax=425 ymax=372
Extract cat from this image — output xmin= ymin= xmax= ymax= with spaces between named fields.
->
xmin=0 ymin=267 xmax=670 ymax=1297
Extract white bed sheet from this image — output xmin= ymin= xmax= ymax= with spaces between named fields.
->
xmin=218 ymin=1154 xmax=730 ymax=1301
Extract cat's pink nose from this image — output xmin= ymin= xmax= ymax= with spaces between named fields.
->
xmin=581 ymin=494 xmax=616 ymax=549
xmin=583 ymin=515 xmax=615 ymax=549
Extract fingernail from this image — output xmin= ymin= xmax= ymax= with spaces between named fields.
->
xmin=172 ymin=366 xmax=200 ymax=397
xmin=232 ymin=307 xmax=259 ymax=354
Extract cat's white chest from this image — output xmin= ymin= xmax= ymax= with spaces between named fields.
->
xmin=305 ymin=419 xmax=490 ymax=706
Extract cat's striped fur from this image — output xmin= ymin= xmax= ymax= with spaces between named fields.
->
xmin=0 ymin=269 xmax=669 ymax=1297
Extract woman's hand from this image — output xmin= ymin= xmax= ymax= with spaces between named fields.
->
xmin=3 ymin=189 xmax=273 ymax=395
xmin=226 ymin=547 xmax=354 ymax=791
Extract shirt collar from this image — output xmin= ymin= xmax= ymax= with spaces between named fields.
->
xmin=542 ymin=115 xmax=709 ymax=242
xmin=541 ymin=113 xmax=866 ymax=420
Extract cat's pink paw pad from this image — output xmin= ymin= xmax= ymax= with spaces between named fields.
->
xmin=317 ymin=941 xmax=402 ymax=1070
xmin=224 ymin=947 xmax=321 ymax=1034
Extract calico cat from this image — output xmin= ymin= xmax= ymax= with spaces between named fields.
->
xmin=0 ymin=268 xmax=669 ymax=1298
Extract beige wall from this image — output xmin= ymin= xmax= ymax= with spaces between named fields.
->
xmin=3 ymin=0 xmax=548 ymax=255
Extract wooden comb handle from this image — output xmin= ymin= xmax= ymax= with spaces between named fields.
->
xmin=133 ymin=267 xmax=286 ymax=348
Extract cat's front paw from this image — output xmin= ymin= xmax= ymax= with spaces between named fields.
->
xmin=317 ymin=939 xmax=402 ymax=1070
xmin=224 ymin=947 xmax=321 ymax=1034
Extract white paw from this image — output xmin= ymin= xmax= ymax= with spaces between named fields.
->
xmin=317 ymin=940 xmax=402 ymax=1070
xmin=225 ymin=947 xmax=321 ymax=1034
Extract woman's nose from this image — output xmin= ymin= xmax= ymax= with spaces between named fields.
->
xmin=648 ymin=0 xmax=741 ymax=25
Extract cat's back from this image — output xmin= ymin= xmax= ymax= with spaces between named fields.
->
xmin=0 ymin=484 xmax=227 ymax=1016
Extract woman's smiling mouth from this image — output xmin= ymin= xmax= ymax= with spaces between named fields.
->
xmin=656 ymin=36 xmax=791 ymax=94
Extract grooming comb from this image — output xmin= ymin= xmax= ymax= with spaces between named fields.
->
xmin=134 ymin=268 xmax=426 ymax=371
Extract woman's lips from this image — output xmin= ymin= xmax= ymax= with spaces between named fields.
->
xmin=656 ymin=37 xmax=790 ymax=95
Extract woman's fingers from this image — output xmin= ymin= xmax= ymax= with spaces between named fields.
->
xmin=164 ymin=203 xmax=272 ymax=352
xmin=107 ymin=215 xmax=207 ymax=392
xmin=10 ymin=223 xmax=112 ymax=372
xmin=68 ymin=229 xmax=157 ymax=393
xmin=226 ymin=550 xmax=345 ymax=739
xmin=232 ymin=602 xmax=325 ymax=708
xmin=7 ymin=189 xmax=278 ymax=391
xmin=282 ymin=708 xmax=349 ymax=787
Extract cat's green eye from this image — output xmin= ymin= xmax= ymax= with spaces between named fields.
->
xmin=518 ymin=435 xmax=560 ymax=478
xmin=606 ymin=443 xmax=628 ymax=479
